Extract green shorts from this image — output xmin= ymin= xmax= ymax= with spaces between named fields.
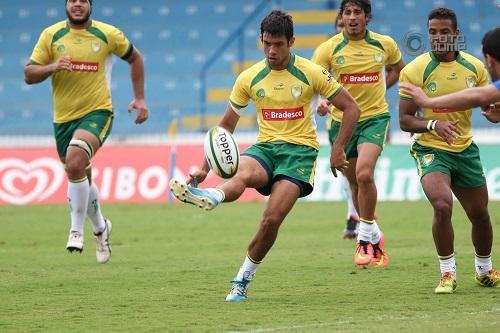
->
xmin=410 ymin=141 xmax=486 ymax=188
xmin=242 ymin=142 xmax=318 ymax=198
xmin=53 ymin=110 xmax=113 ymax=158
xmin=329 ymin=113 xmax=390 ymax=159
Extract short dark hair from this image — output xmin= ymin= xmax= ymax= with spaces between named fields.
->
xmin=428 ymin=7 xmax=458 ymax=30
xmin=260 ymin=10 xmax=294 ymax=42
xmin=340 ymin=0 xmax=372 ymax=17
xmin=482 ymin=27 xmax=500 ymax=61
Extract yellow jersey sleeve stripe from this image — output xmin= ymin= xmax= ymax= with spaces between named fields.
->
xmin=456 ymin=53 xmax=478 ymax=76
xmin=388 ymin=56 xmax=402 ymax=66
xmin=327 ymin=86 xmax=343 ymax=100
xmin=87 ymin=26 xmax=108 ymax=44
xmin=229 ymin=99 xmax=247 ymax=109
xmin=120 ymin=44 xmax=133 ymax=60
xmin=400 ymin=95 xmax=413 ymax=101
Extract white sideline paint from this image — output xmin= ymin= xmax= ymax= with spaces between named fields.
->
xmin=224 ymin=308 xmax=500 ymax=333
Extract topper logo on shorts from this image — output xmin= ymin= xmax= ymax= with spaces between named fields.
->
xmin=71 ymin=61 xmax=99 ymax=72
xmin=262 ymin=107 xmax=304 ymax=121
xmin=0 ymin=158 xmax=65 ymax=204
xmin=340 ymin=72 xmax=379 ymax=84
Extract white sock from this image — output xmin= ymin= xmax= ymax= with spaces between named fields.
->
xmin=371 ymin=222 xmax=381 ymax=244
xmin=438 ymin=254 xmax=456 ymax=278
xmin=357 ymin=220 xmax=374 ymax=243
xmin=475 ymin=254 xmax=492 ymax=277
xmin=234 ymin=255 xmax=260 ymax=282
xmin=87 ymin=182 xmax=106 ymax=234
xmin=68 ymin=178 xmax=90 ymax=234
xmin=207 ymin=188 xmax=225 ymax=202
xmin=342 ymin=176 xmax=358 ymax=219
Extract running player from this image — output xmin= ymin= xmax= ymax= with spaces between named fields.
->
xmin=24 ymin=0 xmax=149 ymax=263
xmin=399 ymin=8 xmax=499 ymax=293
xmin=312 ymin=0 xmax=405 ymax=267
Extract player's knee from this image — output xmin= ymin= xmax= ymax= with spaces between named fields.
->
xmin=260 ymin=213 xmax=283 ymax=233
xmin=356 ymin=169 xmax=374 ymax=185
xmin=68 ymin=138 xmax=95 ymax=161
xmin=433 ymin=199 xmax=452 ymax=220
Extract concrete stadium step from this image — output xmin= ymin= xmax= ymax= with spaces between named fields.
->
xmin=289 ymin=9 xmax=338 ymax=24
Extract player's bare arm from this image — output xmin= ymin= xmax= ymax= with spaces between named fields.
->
xmin=400 ymin=82 xmax=500 ymax=110
xmin=24 ymin=56 xmax=73 ymax=84
xmin=328 ymin=88 xmax=360 ymax=177
xmin=399 ymin=99 xmax=461 ymax=145
xmin=125 ymin=47 xmax=149 ymax=124
xmin=385 ymin=59 xmax=406 ymax=89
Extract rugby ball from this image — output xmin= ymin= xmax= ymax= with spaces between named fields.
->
xmin=204 ymin=126 xmax=240 ymax=178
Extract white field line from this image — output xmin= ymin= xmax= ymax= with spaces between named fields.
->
xmin=225 ymin=307 xmax=500 ymax=333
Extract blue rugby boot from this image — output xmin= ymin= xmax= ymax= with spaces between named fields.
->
xmin=225 ymin=279 xmax=250 ymax=302
xmin=169 ymin=179 xmax=222 ymax=211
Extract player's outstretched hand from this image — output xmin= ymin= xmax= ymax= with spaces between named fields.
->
xmin=399 ymin=82 xmax=430 ymax=107
xmin=330 ymin=143 xmax=349 ymax=178
xmin=186 ymin=169 xmax=209 ymax=187
xmin=434 ymin=120 xmax=461 ymax=145
xmin=481 ymin=102 xmax=500 ymax=123
xmin=128 ymin=98 xmax=149 ymax=124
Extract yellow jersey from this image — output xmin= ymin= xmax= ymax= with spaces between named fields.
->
xmin=312 ymin=30 xmax=402 ymax=123
xmin=399 ymin=51 xmax=488 ymax=152
xmin=230 ymin=53 xmax=343 ymax=150
xmin=30 ymin=20 xmax=132 ymax=123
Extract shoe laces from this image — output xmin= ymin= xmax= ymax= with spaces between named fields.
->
xmin=358 ymin=241 xmax=370 ymax=255
xmin=229 ymin=280 xmax=248 ymax=296
xmin=439 ymin=272 xmax=454 ymax=286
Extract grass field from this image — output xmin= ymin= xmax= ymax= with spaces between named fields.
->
xmin=1 ymin=200 xmax=500 ymax=332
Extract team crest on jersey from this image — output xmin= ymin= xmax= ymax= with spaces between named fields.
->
xmin=91 ymin=41 xmax=101 ymax=53
xmin=335 ymin=56 xmax=345 ymax=64
xmin=426 ymin=81 xmax=437 ymax=93
xmin=291 ymin=84 xmax=302 ymax=98
xmin=373 ymin=52 xmax=383 ymax=63
xmin=57 ymin=44 xmax=65 ymax=53
xmin=422 ymin=154 xmax=434 ymax=167
xmin=465 ymin=76 xmax=476 ymax=88
xmin=256 ymin=88 xmax=265 ymax=99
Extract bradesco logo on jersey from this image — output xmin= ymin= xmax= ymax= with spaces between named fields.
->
xmin=262 ymin=106 xmax=304 ymax=121
xmin=71 ymin=61 xmax=99 ymax=73
xmin=340 ymin=72 xmax=379 ymax=84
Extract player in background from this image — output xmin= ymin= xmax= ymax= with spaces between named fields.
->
xmin=399 ymin=9 xmax=500 ymax=293
xmin=400 ymin=27 xmax=500 ymax=121
xmin=170 ymin=10 xmax=360 ymax=302
xmin=312 ymin=0 xmax=405 ymax=267
xmin=24 ymin=0 xmax=149 ymax=263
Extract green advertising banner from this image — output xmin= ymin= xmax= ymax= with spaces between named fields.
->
xmin=306 ymin=144 xmax=500 ymax=201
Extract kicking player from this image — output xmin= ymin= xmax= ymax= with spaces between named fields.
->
xmin=399 ymin=8 xmax=500 ymax=293
xmin=170 ymin=10 xmax=360 ymax=302
xmin=312 ymin=0 xmax=405 ymax=267
xmin=24 ymin=0 xmax=149 ymax=263
xmin=400 ymin=27 xmax=500 ymax=122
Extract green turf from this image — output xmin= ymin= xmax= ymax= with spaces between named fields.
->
xmin=1 ymin=201 xmax=500 ymax=332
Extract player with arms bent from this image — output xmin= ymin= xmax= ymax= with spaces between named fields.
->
xmin=170 ymin=10 xmax=360 ymax=302
xmin=400 ymin=27 xmax=500 ymax=122
xmin=24 ymin=0 xmax=149 ymax=263
xmin=312 ymin=0 xmax=405 ymax=267
xmin=399 ymin=8 xmax=499 ymax=293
